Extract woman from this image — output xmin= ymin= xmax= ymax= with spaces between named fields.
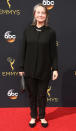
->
xmin=18 ymin=3 xmax=58 ymax=128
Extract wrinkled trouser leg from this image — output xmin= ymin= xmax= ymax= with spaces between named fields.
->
xmin=25 ymin=77 xmax=49 ymax=119
xmin=37 ymin=79 xmax=49 ymax=119
xmin=25 ymin=77 xmax=38 ymax=119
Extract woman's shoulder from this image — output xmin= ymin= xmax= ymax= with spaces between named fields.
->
xmin=23 ymin=24 xmax=56 ymax=34
xmin=47 ymin=25 xmax=56 ymax=33
xmin=23 ymin=23 xmax=32 ymax=33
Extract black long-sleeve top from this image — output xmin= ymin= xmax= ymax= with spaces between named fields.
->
xmin=16 ymin=24 xmax=58 ymax=80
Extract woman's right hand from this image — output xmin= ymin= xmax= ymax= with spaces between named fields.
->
xmin=19 ymin=72 xmax=25 ymax=76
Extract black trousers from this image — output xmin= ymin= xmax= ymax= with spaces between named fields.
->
xmin=24 ymin=77 xmax=49 ymax=119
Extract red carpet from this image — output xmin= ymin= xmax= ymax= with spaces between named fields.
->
xmin=0 ymin=107 xmax=76 ymax=131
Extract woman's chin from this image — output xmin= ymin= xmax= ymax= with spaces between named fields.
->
xmin=37 ymin=20 xmax=45 ymax=23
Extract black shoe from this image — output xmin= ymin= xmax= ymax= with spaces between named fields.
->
xmin=29 ymin=119 xmax=36 ymax=128
xmin=40 ymin=119 xmax=48 ymax=128
xmin=41 ymin=122 xmax=48 ymax=128
xmin=29 ymin=122 xmax=36 ymax=128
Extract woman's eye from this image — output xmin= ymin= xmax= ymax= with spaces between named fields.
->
xmin=37 ymin=11 xmax=40 ymax=13
xmin=38 ymin=12 xmax=45 ymax=14
xmin=36 ymin=11 xmax=46 ymax=15
xmin=42 ymin=12 xmax=46 ymax=14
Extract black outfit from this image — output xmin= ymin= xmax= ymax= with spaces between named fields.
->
xmin=25 ymin=77 xmax=49 ymax=119
xmin=17 ymin=24 xmax=58 ymax=80
xmin=16 ymin=24 xmax=58 ymax=119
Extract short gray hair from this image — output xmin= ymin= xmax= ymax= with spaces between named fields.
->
xmin=31 ymin=3 xmax=49 ymax=26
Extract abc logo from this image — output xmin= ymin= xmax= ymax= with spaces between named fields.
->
xmin=4 ymin=31 xmax=16 ymax=43
xmin=7 ymin=89 xmax=18 ymax=97
xmin=42 ymin=0 xmax=54 ymax=5
xmin=4 ymin=31 xmax=16 ymax=39
xmin=5 ymin=34 xmax=16 ymax=39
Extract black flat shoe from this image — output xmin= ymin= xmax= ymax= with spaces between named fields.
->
xmin=29 ymin=118 xmax=36 ymax=128
xmin=40 ymin=119 xmax=48 ymax=128
xmin=29 ymin=122 xmax=36 ymax=128
xmin=41 ymin=122 xmax=48 ymax=128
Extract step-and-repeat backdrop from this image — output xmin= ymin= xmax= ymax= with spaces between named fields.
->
xmin=0 ymin=0 xmax=76 ymax=107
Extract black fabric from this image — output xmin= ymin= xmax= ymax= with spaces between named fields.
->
xmin=16 ymin=24 xmax=58 ymax=80
xmin=25 ymin=77 xmax=49 ymax=119
xmin=20 ymin=75 xmax=26 ymax=92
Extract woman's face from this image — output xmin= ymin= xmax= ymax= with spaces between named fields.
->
xmin=34 ymin=6 xmax=47 ymax=23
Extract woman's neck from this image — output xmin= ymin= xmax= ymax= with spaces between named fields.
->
xmin=36 ymin=21 xmax=45 ymax=28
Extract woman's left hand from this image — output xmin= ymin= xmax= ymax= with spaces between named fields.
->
xmin=52 ymin=70 xmax=58 ymax=80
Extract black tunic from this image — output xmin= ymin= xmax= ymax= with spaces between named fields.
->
xmin=16 ymin=24 xmax=58 ymax=80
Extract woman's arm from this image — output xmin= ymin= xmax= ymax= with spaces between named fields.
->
xmin=49 ymin=29 xmax=58 ymax=72
xmin=16 ymin=29 xmax=27 ymax=72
